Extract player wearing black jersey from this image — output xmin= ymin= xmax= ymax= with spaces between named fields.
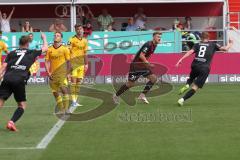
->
xmin=176 ymin=32 xmax=233 ymax=106
xmin=0 ymin=33 xmax=47 ymax=131
xmin=113 ymin=32 xmax=161 ymax=105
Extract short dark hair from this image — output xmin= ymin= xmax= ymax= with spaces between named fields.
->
xmin=201 ymin=31 xmax=209 ymax=40
xmin=19 ymin=35 xmax=30 ymax=46
xmin=153 ymin=32 xmax=162 ymax=37
xmin=55 ymin=31 xmax=63 ymax=38
xmin=28 ymin=33 xmax=33 ymax=36
xmin=74 ymin=23 xmax=83 ymax=29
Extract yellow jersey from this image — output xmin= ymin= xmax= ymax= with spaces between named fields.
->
xmin=45 ymin=45 xmax=70 ymax=75
xmin=0 ymin=40 xmax=8 ymax=63
xmin=68 ymin=35 xmax=88 ymax=65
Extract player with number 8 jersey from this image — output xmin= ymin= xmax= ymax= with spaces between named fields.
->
xmin=0 ymin=33 xmax=48 ymax=131
xmin=175 ymin=32 xmax=233 ymax=106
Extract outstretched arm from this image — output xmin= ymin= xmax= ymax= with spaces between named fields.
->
xmin=7 ymin=7 xmax=15 ymax=20
xmin=219 ymin=39 xmax=233 ymax=52
xmin=175 ymin=49 xmax=195 ymax=67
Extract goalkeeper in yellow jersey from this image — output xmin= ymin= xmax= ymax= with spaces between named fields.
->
xmin=45 ymin=32 xmax=71 ymax=114
xmin=68 ymin=24 xmax=88 ymax=107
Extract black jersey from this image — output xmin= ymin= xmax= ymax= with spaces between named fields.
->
xmin=4 ymin=48 xmax=42 ymax=82
xmin=192 ymin=42 xmax=221 ymax=67
xmin=132 ymin=41 xmax=157 ymax=63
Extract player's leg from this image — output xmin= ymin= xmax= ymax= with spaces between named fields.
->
xmin=179 ymin=67 xmax=198 ymax=95
xmin=70 ymin=66 xmax=83 ymax=107
xmin=59 ymin=79 xmax=70 ymax=113
xmin=178 ymin=68 xmax=209 ymax=106
xmin=0 ymin=99 xmax=5 ymax=108
xmin=7 ymin=82 xmax=27 ymax=131
xmin=113 ymin=80 xmax=135 ymax=104
xmin=138 ymin=73 xmax=157 ymax=104
xmin=0 ymin=80 xmax=16 ymax=131
xmin=74 ymin=66 xmax=85 ymax=107
xmin=50 ymin=80 xmax=64 ymax=112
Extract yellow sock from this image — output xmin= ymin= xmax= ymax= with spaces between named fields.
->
xmin=56 ymin=96 xmax=64 ymax=111
xmin=70 ymin=83 xmax=76 ymax=102
xmin=62 ymin=94 xmax=70 ymax=110
xmin=75 ymin=83 xmax=81 ymax=102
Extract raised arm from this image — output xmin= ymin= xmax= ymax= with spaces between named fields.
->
xmin=7 ymin=7 xmax=15 ymax=20
xmin=40 ymin=32 xmax=48 ymax=53
xmin=175 ymin=49 xmax=195 ymax=67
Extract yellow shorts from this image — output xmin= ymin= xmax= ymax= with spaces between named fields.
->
xmin=49 ymin=78 xmax=68 ymax=93
xmin=71 ymin=65 xmax=85 ymax=79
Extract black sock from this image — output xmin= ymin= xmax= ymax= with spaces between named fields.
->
xmin=142 ymin=81 xmax=155 ymax=94
xmin=116 ymin=84 xmax=129 ymax=96
xmin=183 ymin=89 xmax=196 ymax=101
xmin=11 ymin=107 xmax=25 ymax=123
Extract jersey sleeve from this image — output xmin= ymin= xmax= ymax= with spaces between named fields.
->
xmin=215 ymin=43 xmax=222 ymax=51
xmin=64 ymin=47 xmax=70 ymax=61
xmin=32 ymin=50 xmax=42 ymax=58
xmin=192 ymin=43 xmax=199 ymax=53
xmin=140 ymin=42 xmax=150 ymax=54
xmin=4 ymin=53 xmax=10 ymax=63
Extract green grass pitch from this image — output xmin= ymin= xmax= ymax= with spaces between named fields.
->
xmin=0 ymin=84 xmax=240 ymax=160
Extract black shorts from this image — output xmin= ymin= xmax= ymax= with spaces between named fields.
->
xmin=128 ymin=64 xmax=152 ymax=82
xmin=189 ymin=64 xmax=210 ymax=88
xmin=0 ymin=80 xmax=26 ymax=102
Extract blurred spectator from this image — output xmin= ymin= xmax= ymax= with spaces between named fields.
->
xmin=49 ymin=19 xmax=67 ymax=32
xmin=97 ymin=9 xmax=114 ymax=31
xmin=22 ymin=20 xmax=33 ymax=32
xmin=83 ymin=21 xmax=93 ymax=37
xmin=184 ymin=16 xmax=192 ymax=30
xmin=176 ymin=23 xmax=184 ymax=31
xmin=126 ymin=17 xmax=137 ymax=31
xmin=172 ymin=18 xmax=180 ymax=30
xmin=105 ymin=24 xmax=114 ymax=32
xmin=28 ymin=33 xmax=39 ymax=50
xmin=79 ymin=7 xmax=94 ymax=26
xmin=0 ymin=7 xmax=15 ymax=32
xmin=121 ymin=22 xmax=128 ymax=31
xmin=133 ymin=8 xmax=147 ymax=30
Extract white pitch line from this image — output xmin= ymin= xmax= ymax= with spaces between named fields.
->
xmin=36 ymin=106 xmax=76 ymax=149
xmin=0 ymin=147 xmax=38 ymax=150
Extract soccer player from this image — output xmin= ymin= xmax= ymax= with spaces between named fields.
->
xmin=176 ymin=32 xmax=233 ymax=106
xmin=112 ymin=32 xmax=162 ymax=104
xmin=0 ymin=31 xmax=8 ymax=65
xmin=45 ymin=32 xmax=71 ymax=114
xmin=0 ymin=33 xmax=47 ymax=131
xmin=68 ymin=24 xmax=88 ymax=107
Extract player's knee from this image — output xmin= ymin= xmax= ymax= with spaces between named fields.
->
xmin=192 ymin=85 xmax=199 ymax=91
xmin=18 ymin=102 xmax=26 ymax=109
xmin=150 ymin=75 xmax=157 ymax=83
xmin=53 ymin=92 xmax=59 ymax=98
xmin=126 ymin=81 xmax=134 ymax=88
